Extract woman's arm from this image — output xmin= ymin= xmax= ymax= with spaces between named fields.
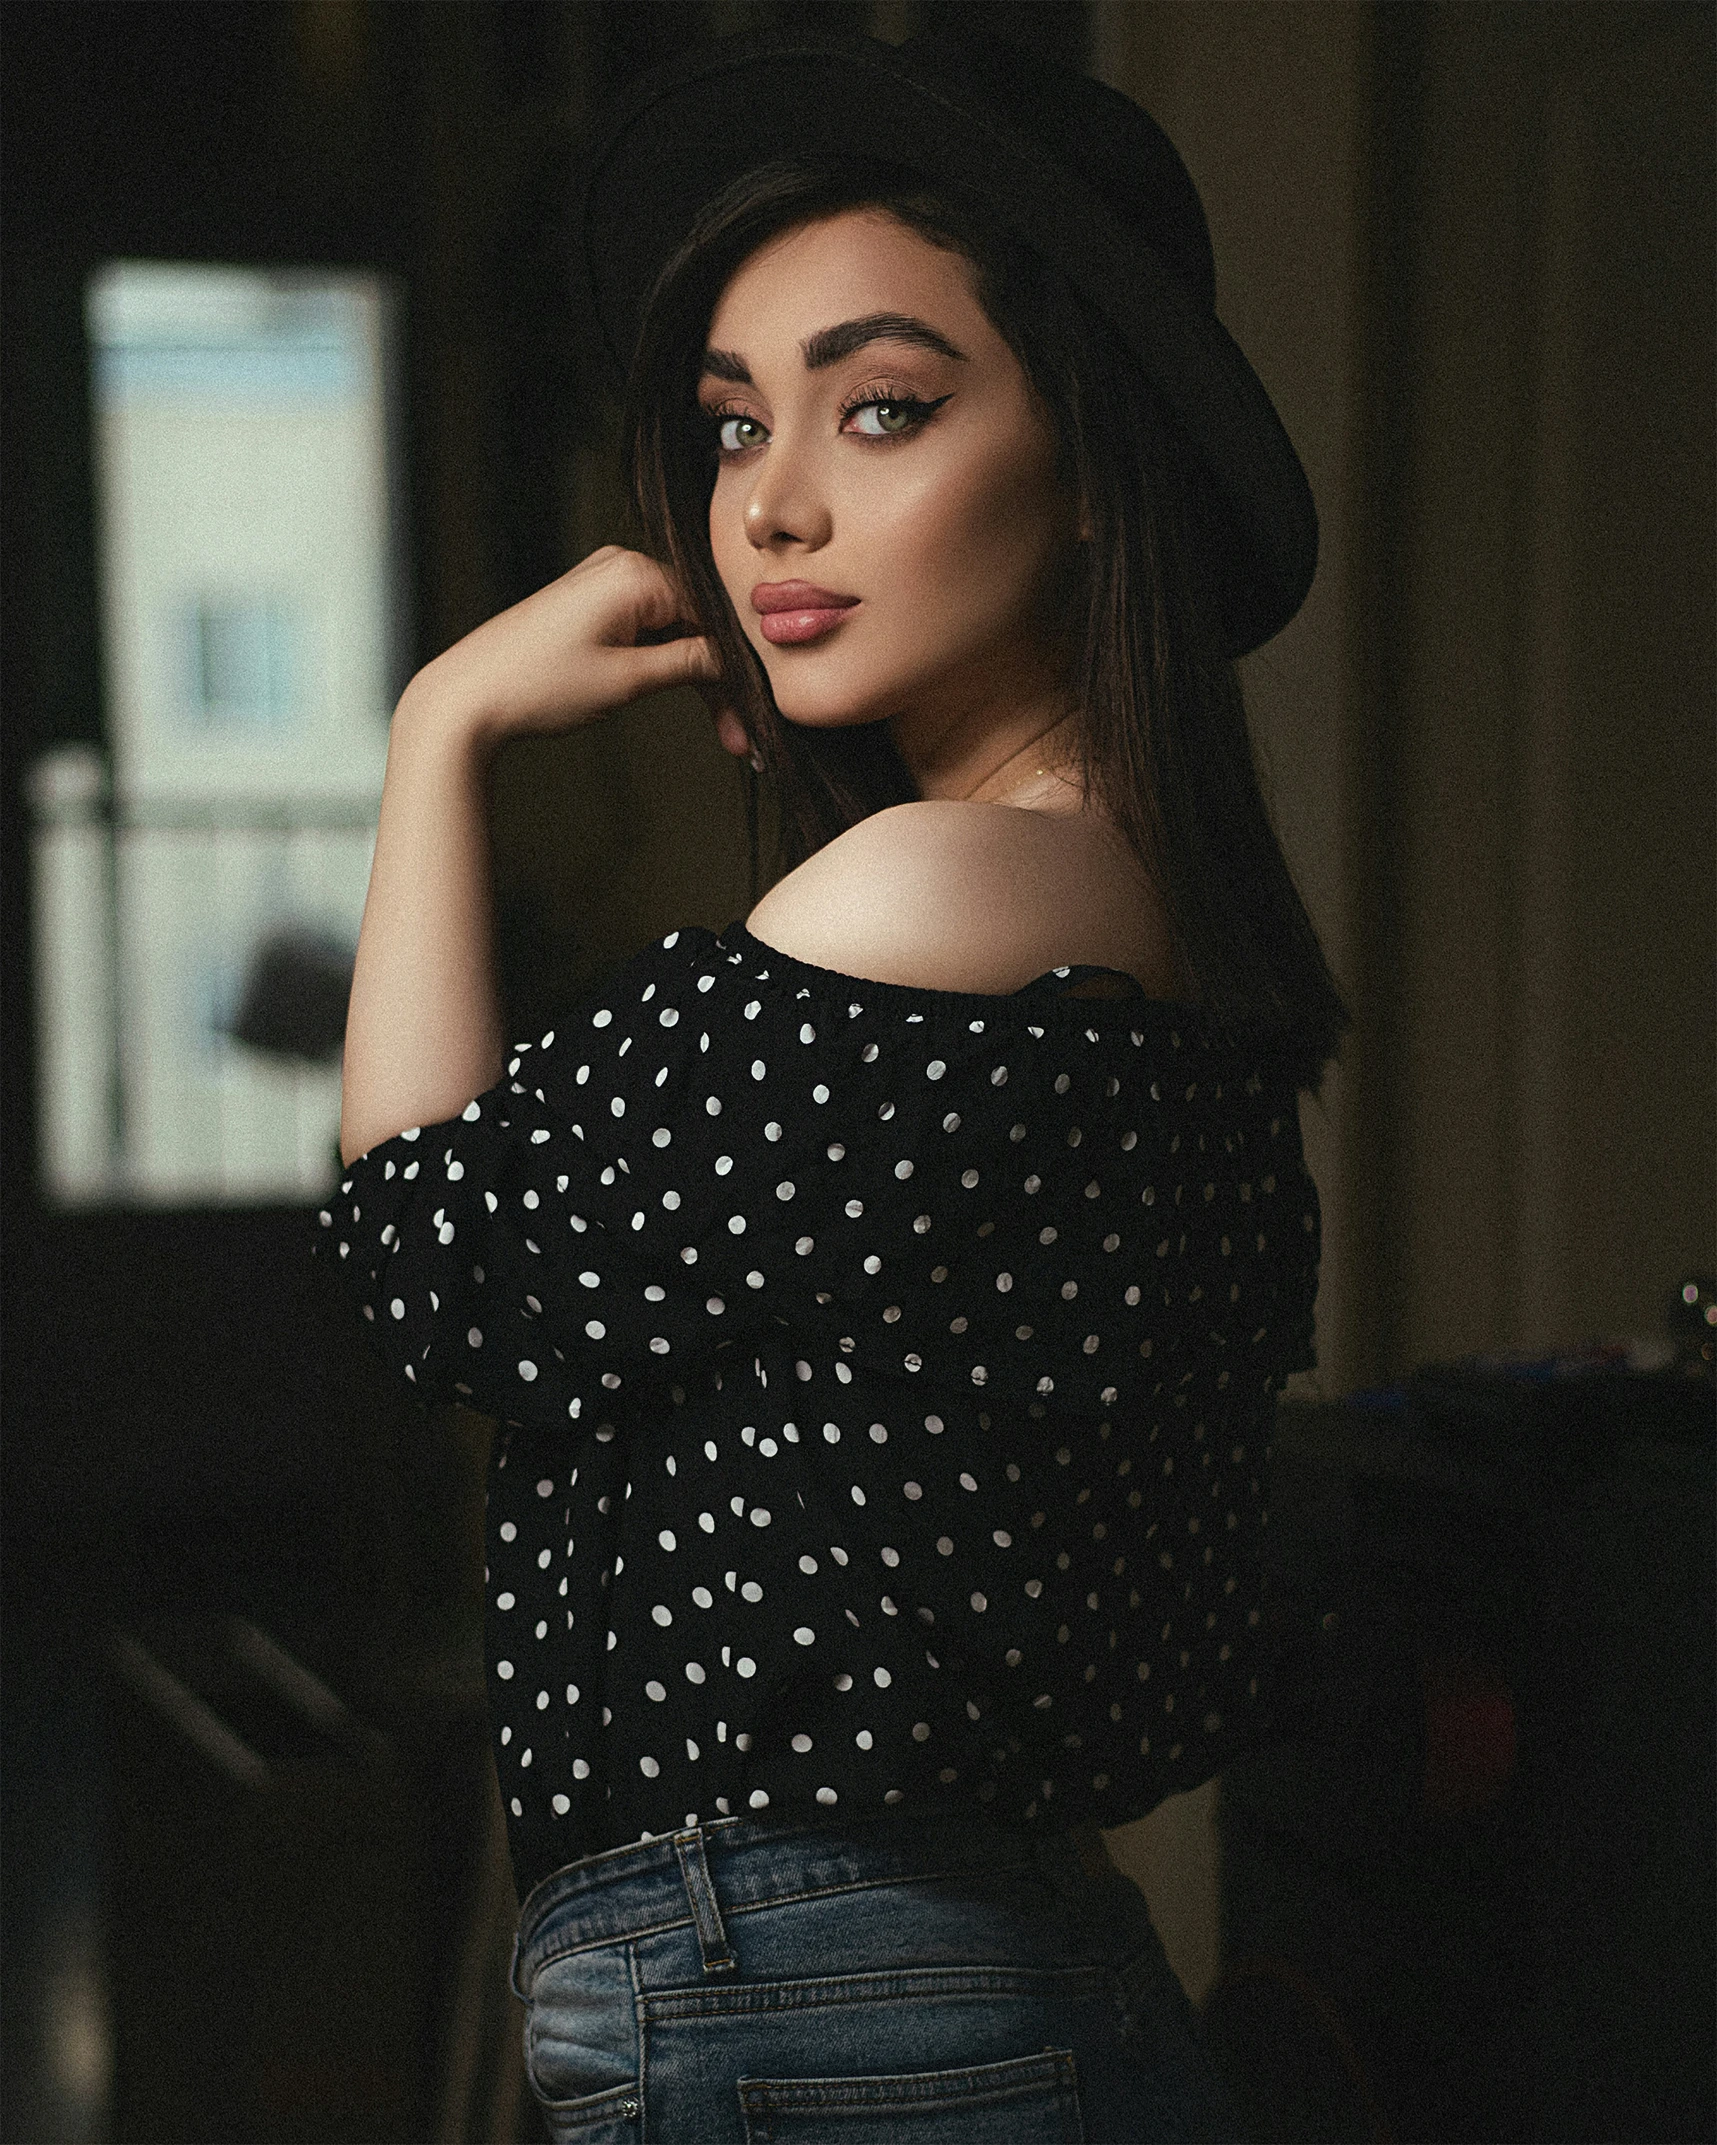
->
xmin=338 ymin=546 xmax=728 ymax=1165
xmin=339 ymin=692 xmax=504 ymax=1164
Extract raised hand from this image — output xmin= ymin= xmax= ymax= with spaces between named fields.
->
xmin=401 ymin=544 xmax=721 ymax=750
xmin=341 ymin=547 xmax=730 ymax=1162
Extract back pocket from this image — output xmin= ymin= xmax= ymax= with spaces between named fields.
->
xmin=738 ymin=2048 xmax=1083 ymax=2144
xmin=523 ymin=1942 xmax=641 ymax=2136
xmin=530 ymin=2078 xmax=641 ymax=2145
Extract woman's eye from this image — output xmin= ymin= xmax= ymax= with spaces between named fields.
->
xmin=717 ymin=415 xmax=767 ymax=453
xmin=848 ymin=400 xmax=920 ymax=437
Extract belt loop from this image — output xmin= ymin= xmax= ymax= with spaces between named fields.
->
xmin=674 ymin=1827 xmax=736 ymax=1975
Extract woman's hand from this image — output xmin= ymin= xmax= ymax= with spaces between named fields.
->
xmin=340 ymin=545 xmax=767 ymax=1163
xmin=341 ymin=545 xmax=716 ymax=1161
xmin=400 ymin=544 xmax=722 ymax=751
xmin=706 ymin=699 xmax=756 ymax=761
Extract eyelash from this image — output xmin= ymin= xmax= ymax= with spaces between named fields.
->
xmin=705 ymin=388 xmax=951 ymax=458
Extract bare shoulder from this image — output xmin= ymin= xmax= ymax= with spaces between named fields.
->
xmin=745 ymin=800 xmax=1184 ymax=997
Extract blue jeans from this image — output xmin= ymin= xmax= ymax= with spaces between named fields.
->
xmin=510 ymin=1813 xmax=1248 ymax=2142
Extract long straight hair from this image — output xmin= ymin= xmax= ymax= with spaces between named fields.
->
xmin=622 ymin=156 xmax=1348 ymax=1090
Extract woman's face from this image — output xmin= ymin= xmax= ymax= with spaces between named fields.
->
xmin=699 ymin=208 xmax=1083 ymax=765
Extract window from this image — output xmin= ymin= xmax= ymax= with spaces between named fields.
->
xmin=186 ymin=598 xmax=298 ymax=728
xmin=30 ymin=263 xmax=403 ymax=1204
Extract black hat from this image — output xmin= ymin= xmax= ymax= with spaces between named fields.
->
xmin=576 ymin=25 xmax=1316 ymax=658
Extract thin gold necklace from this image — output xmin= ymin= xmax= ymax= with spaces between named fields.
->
xmin=961 ymin=721 xmax=1069 ymax=804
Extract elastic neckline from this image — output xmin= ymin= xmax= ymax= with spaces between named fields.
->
xmin=715 ymin=919 xmax=1206 ymax=1030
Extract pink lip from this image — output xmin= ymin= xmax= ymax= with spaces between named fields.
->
xmin=751 ymin=581 xmax=860 ymax=647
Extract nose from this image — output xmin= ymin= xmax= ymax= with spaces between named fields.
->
xmin=742 ymin=427 xmax=832 ymax=553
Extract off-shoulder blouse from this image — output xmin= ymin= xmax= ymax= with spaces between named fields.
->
xmin=315 ymin=920 xmax=1320 ymax=1899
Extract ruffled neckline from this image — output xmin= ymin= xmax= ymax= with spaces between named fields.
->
xmin=714 ymin=919 xmax=1210 ymax=1033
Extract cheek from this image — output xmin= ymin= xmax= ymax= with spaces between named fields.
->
xmin=885 ymin=445 xmax=1066 ymax=619
xmin=708 ymin=484 xmax=745 ymax=595
xmin=708 ymin=486 xmax=767 ymax=653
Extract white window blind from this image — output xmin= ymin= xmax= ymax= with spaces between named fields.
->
xmin=31 ymin=262 xmax=403 ymax=1204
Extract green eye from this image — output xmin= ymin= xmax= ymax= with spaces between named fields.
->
xmin=717 ymin=415 xmax=766 ymax=453
xmin=851 ymin=400 xmax=918 ymax=437
xmin=847 ymin=395 xmax=949 ymax=438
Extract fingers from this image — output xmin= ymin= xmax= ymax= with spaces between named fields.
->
xmin=690 ymin=681 xmax=754 ymax=760
xmin=713 ymin=707 xmax=751 ymax=757
xmin=628 ymin=632 xmax=719 ymax=697
xmin=618 ymin=547 xmax=703 ymax=636
xmin=677 ymin=634 xmax=722 ymax=686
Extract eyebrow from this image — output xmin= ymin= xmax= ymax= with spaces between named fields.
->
xmin=700 ymin=312 xmax=968 ymax=386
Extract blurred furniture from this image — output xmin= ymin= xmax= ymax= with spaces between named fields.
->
xmin=1204 ymin=1356 xmax=1715 ymax=2144
xmin=99 ymin=1601 xmax=503 ymax=2145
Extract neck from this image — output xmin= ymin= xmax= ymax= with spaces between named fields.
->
xmin=889 ymin=660 xmax=1080 ymax=807
xmin=953 ymin=711 xmax=1079 ymax=803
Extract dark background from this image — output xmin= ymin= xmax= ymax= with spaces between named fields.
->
xmin=0 ymin=14 xmax=1091 ymax=2141
xmin=3 ymin=4 xmax=1711 ymax=2142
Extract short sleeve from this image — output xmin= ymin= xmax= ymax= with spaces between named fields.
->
xmin=314 ymin=923 xmax=1319 ymax=1432
xmin=316 ymin=929 xmax=831 ymax=1428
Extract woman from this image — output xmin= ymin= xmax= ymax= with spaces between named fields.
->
xmin=320 ymin=25 xmax=1344 ymax=2142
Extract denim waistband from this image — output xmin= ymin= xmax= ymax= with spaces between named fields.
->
xmin=511 ymin=1813 xmax=1082 ymax=1997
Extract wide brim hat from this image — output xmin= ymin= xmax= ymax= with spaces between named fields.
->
xmin=575 ymin=25 xmax=1317 ymax=659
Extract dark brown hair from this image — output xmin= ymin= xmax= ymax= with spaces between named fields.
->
xmin=622 ymin=156 xmax=1348 ymax=1090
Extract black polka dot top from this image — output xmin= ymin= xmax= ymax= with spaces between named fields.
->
xmin=316 ymin=920 xmax=1320 ymax=1899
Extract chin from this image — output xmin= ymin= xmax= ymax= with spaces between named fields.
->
xmin=760 ymin=657 xmax=906 ymax=733
xmin=772 ymin=693 xmax=910 ymax=737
